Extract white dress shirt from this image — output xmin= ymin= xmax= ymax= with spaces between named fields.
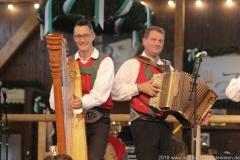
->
xmin=225 ymin=76 xmax=240 ymax=102
xmin=50 ymin=47 xmax=114 ymax=110
xmin=111 ymin=52 xmax=174 ymax=101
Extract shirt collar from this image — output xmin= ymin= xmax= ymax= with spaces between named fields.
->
xmin=141 ymin=51 xmax=164 ymax=65
xmin=73 ymin=47 xmax=99 ymax=60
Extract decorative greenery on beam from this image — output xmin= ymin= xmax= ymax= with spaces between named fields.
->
xmin=1 ymin=80 xmax=46 ymax=112
xmin=184 ymin=45 xmax=240 ymax=109
xmin=200 ymin=45 xmax=240 ymax=57
xmin=1 ymin=80 xmax=44 ymax=90
xmin=184 ymin=45 xmax=240 ymax=74
xmin=37 ymin=0 xmax=150 ymax=35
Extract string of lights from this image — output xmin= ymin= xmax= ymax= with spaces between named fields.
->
xmin=6 ymin=0 xmax=234 ymax=11
xmin=7 ymin=1 xmax=40 ymax=10
xmin=167 ymin=0 xmax=233 ymax=6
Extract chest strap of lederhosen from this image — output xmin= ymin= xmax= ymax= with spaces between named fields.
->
xmin=134 ymin=56 xmax=171 ymax=117
xmin=134 ymin=55 xmax=171 ymax=73
xmin=71 ymin=52 xmax=105 ymax=88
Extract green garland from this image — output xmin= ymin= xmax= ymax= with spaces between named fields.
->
xmin=37 ymin=0 xmax=150 ymax=35
xmin=201 ymin=45 xmax=240 ymax=57
xmin=1 ymin=80 xmax=44 ymax=90
xmin=1 ymin=80 xmax=45 ymax=113
xmin=184 ymin=45 xmax=240 ymax=109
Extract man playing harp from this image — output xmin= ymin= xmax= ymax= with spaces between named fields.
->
xmin=50 ymin=19 xmax=114 ymax=160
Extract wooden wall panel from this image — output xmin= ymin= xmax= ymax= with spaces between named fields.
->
xmin=0 ymin=3 xmax=35 ymax=49
xmin=185 ymin=0 xmax=240 ymax=49
xmin=0 ymin=2 xmax=78 ymax=91
xmin=145 ymin=0 xmax=175 ymax=63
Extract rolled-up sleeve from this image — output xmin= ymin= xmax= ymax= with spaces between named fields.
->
xmin=226 ymin=76 xmax=240 ymax=102
xmin=111 ymin=59 xmax=140 ymax=101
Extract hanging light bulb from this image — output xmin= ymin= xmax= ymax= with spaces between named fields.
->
xmin=34 ymin=3 xmax=40 ymax=9
xmin=168 ymin=0 xmax=174 ymax=6
xmin=226 ymin=0 xmax=232 ymax=5
xmin=140 ymin=1 xmax=145 ymax=5
xmin=196 ymin=0 xmax=202 ymax=6
xmin=8 ymin=3 xmax=13 ymax=10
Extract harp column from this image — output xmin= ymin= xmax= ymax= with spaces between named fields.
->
xmin=46 ymin=34 xmax=66 ymax=154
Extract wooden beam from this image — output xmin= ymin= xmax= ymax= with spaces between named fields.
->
xmin=4 ymin=114 xmax=240 ymax=124
xmin=174 ymin=0 xmax=185 ymax=70
xmin=0 ymin=13 xmax=39 ymax=70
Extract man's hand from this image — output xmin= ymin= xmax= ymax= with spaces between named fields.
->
xmin=201 ymin=109 xmax=212 ymax=125
xmin=137 ymin=78 xmax=161 ymax=97
xmin=71 ymin=94 xmax=83 ymax=109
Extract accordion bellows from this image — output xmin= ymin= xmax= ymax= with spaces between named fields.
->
xmin=149 ymin=70 xmax=218 ymax=127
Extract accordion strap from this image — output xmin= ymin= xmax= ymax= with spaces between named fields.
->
xmin=134 ymin=55 xmax=171 ymax=73
xmin=137 ymin=96 xmax=159 ymax=117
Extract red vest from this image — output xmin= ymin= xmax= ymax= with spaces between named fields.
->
xmin=131 ymin=60 xmax=165 ymax=116
xmin=68 ymin=53 xmax=113 ymax=110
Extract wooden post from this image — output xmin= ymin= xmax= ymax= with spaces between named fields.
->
xmin=191 ymin=125 xmax=201 ymax=157
xmin=38 ymin=122 xmax=46 ymax=160
xmin=174 ymin=0 xmax=185 ymax=70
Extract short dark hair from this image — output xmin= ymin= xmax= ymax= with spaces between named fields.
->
xmin=74 ymin=19 xmax=94 ymax=32
xmin=53 ymin=154 xmax=73 ymax=160
xmin=144 ymin=26 xmax=165 ymax=38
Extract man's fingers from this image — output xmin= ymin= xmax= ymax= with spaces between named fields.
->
xmin=149 ymin=78 xmax=153 ymax=84
xmin=152 ymin=88 xmax=159 ymax=93
xmin=152 ymin=83 xmax=161 ymax=89
xmin=72 ymin=94 xmax=78 ymax=99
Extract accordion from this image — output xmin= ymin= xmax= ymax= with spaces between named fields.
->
xmin=149 ymin=70 xmax=218 ymax=127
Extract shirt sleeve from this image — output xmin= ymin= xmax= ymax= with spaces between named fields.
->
xmin=49 ymin=86 xmax=55 ymax=110
xmin=225 ymin=76 xmax=240 ymax=102
xmin=81 ymin=57 xmax=115 ymax=110
xmin=111 ymin=59 xmax=140 ymax=101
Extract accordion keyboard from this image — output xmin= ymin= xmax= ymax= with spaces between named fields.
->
xmin=151 ymin=74 xmax=162 ymax=103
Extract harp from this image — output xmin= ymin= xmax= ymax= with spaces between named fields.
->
xmin=46 ymin=34 xmax=88 ymax=159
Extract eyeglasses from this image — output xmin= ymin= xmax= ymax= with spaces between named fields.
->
xmin=74 ymin=34 xmax=91 ymax=40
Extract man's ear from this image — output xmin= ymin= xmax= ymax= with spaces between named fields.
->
xmin=91 ymin=32 xmax=96 ymax=41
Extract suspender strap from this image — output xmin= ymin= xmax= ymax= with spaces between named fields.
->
xmin=80 ymin=52 xmax=105 ymax=88
xmin=134 ymin=55 xmax=171 ymax=73
xmin=144 ymin=63 xmax=152 ymax=80
xmin=71 ymin=55 xmax=75 ymax=60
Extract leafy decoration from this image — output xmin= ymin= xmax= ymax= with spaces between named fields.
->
xmin=184 ymin=46 xmax=240 ymax=109
xmin=37 ymin=0 xmax=150 ymax=35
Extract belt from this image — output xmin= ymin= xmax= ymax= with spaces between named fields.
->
xmin=138 ymin=112 xmax=167 ymax=122
xmin=92 ymin=107 xmax=110 ymax=118
xmin=85 ymin=107 xmax=110 ymax=123
xmin=130 ymin=107 xmax=167 ymax=122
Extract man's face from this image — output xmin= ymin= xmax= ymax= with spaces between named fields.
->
xmin=103 ymin=38 xmax=136 ymax=72
xmin=73 ymin=25 xmax=95 ymax=52
xmin=142 ymin=30 xmax=164 ymax=59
